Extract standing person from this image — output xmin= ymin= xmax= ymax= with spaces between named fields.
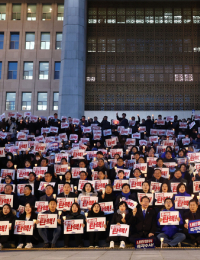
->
xmin=17 ymin=203 xmax=37 ymax=249
xmin=116 ymin=113 xmax=129 ymax=128
xmin=157 ymin=198 xmax=185 ymax=247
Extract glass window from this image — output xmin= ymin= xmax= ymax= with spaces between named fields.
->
xmin=56 ymin=32 xmax=62 ymax=49
xmin=41 ymin=32 xmax=50 ymax=49
xmin=54 ymin=62 xmax=60 ymax=79
xmin=42 ymin=4 xmax=51 ymax=20
xmin=53 ymin=92 xmax=59 ymax=110
xmin=0 ymin=4 xmax=6 ymax=20
xmin=27 ymin=4 xmax=36 ymax=21
xmin=12 ymin=4 xmax=21 ymax=20
xmin=8 ymin=62 xmax=17 ymax=79
xmin=22 ymin=92 xmax=32 ymax=110
xmin=39 ymin=62 xmax=49 ymax=80
xmin=10 ymin=32 xmax=19 ymax=49
xmin=38 ymin=92 xmax=47 ymax=110
xmin=0 ymin=62 xmax=2 ymax=79
xmin=6 ymin=92 xmax=16 ymax=110
xmin=23 ymin=62 xmax=33 ymax=80
xmin=25 ymin=32 xmax=35 ymax=49
xmin=57 ymin=4 xmax=64 ymax=21
xmin=0 ymin=32 xmax=4 ymax=49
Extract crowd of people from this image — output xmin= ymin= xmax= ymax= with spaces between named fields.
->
xmin=0 ymin=112 xmax=200 ymax=249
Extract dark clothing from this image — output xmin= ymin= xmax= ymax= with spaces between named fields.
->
xmin=57 ymin=192 xmax=77 ymax=198
xmin=19 ymin=194 xmax=36 ymax=207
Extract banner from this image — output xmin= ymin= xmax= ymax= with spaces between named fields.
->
xmin=125 ymin=159 xmax=136 ymax=169
xmin=17 ymin=169 xmax=33 ymax=179
xmin=113 ymin=180 xmax=129 ymax=191
xmin=33 ymin=167 xmax=48 ymax=177
xmin=155 ymin=192 xmax=174 ymax=206
xmin=56 ymin=198 xmax=74 ymax=211
xmin=54 ymin=164 xmax=69 ymax=175
xmin=61 ymin=123 xmax=69 ymax=129
xmin=71 ymin=168 xmax=87 ymax=179
xmin=72 ymin=149 xmax=85 ymax=159
xmin=41 ymin=128 xmax=50 ymax=134
xmin=150 ymin=182 xmax=162 ymax=193
xmin=17 ymin=132 xmax=26 ymax=140
xmin=109 ymin=224 xmax=129 ymax=237
xmin=37 ymin=214 xmax=57 ymax=228
xmin=175 ymin=196 xmax=192 ymax=209
xmin=55 ymin=153 xmax=69 ymax=163
xmin=110 ymin=149 xmax=123 ymax=158
xmin=0 ymin=194 xmax=13 ymax=207
xmin=38 ymin=182 xmax=56 ymax=191
xmin=162 ymin=140 xmax=174 ymax=147
xmin=34 ymin=143 xmax=46 ymax=153
xmin=189 ymin=220 xmax=200 ymax=234
xmin=129 ymin=178 xmax=145 ymax=190
xmin=182 ymin=138 xmax=190 ymax=146
xmin=35 ymin=201 xmax=49 ymax=212
xmin=17 ymin=184 xmax=34 ymax=196
xmin=171 ymin=182 xmax=187 ymax=194
xmin=116 ymin=168 xmax=130 ymax=179
xmin=121 ymin=197 xmax=138 ymax=209
xmin=0 ymin=221 xmax=9 ymax=235
xmin=138 ymin=126 xmax=146 ymax=133
xmin=50 ymin=126 xmax=58 ymax=133
xmin=193 ymin=181 xmax=200 ymax=193
xmin=187 ymin=153 xmax=200 ymax=163
xmin=14 ymin=220 xmax=33 ymax=235
xmin=79 ymin=196 xmax=98 ymax=209
xmin=99 ymin=202 xmax=114 ymax=214
xmin=137 ymin=193 xmax=153 ymax=205
xmin=157 ymin=120 xmax=165 ymax=125
xmin=64 ymin=219 xmax=84 ymax=234
xmin=146 ymin=157 xmax=157 ymax=167
xmin=0 ymin=184 xmax=15 ymax=193
xmin=126 ymin=138 xmax=136 ymax=146
xmin=1 ymin=169 xmax=15 ymax=180
xmin=135 ymin=238 xmax=155 ymax=249
xmin=57 ymin=184 xmax=74 ymax=194
xmin=86 ymin=217 xmax=106 ymax=232
xmin=132 ymin=133 xmax=140 ymax=139
xmin=69 ymin=134 xmax=78 ymax=141
xmin=179 ymin=122 xmax=187 ymax=129
xmin=149 ymin=136 xmax=158 ymax=143
xmin=18 ymin=141 xmax=29 ymax=151
xmin=103 ymin=129 xmax=112 ymax=136
xmin=160 ymin=211 xmax=179 ymax=225
xmin=86 ymin=151 xmax=97 ymax=161
xmin=134 ymin=163 xmax=147 ymax=173
xmin=94 ymin=180 xmax=110 ymax=191
xmin=0 ymin=147 xmax=5 ymax=157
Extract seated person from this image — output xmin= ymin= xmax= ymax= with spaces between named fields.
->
xmin=115 ymin=184 xmax=136 ymax=210
xmin=183 ymin=199 xmax=200 ymax=246
xmin=129 ymin=196 xmax=157 ymax=245
xmin=1 ymin=184 xmax=19 ymax=210
xmin=19 ymin=184 xmax=36 ymax=207
xmin=170 ymin=169 xmax=188 ymax=184
xmin=57 ymin=183 xmax=77 ymax=198
xmin=109 ymin=157 xmax=127 ymax=182
xmin=39 ymin=184 xmax=54 ymax=201
xmin=149 ymin=169 xmax=167 ymax=184
xmin=157 ymin=198 xmax=185 ymax=247
xmin=37 ymin=199 xmax=62 ymax=248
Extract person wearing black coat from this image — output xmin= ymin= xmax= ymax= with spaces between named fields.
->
xmin=129 ymin=196 xmax=157 ymax=245
xmin=57 ymin=183 xmax=77 ymax=198
xmin=109 ymin=201 xmax=132 ymax=248
xmin=18 ymin=185 xmax=36 ymax=207
xmin=149 ymin=169 xmax=168 ymax=185
xmin=62 ymin=203 xmax=85 ymax=247
xmin=1 ymin=184 xmax=19 ymax=210
xmin=87 ymin=203 xmax=106 ymax=248
xmin=115 ymin=184 xmax=136 ymax=210
xmin=0 ymin=204 xmax=15 ymax=249
xmin=17 ymin=202 xmax=38 ymax=248
xmin=183 ymin=199 xmax=200 ymax=246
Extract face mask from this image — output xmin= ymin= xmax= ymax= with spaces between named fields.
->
xmin=36 ymin=157 xmax=40 ymax=161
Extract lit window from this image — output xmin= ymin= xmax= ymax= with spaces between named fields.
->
xmin=23 ymin=62 xmax=33 ymax=80
xmin=41 ymin=32 xmax=50 ymax=49
xmin=39 ymin=62 xmax=49 ymax=80
xmin=38 ymin=92 xmax=47 ymax=110
xmin=27 ymin=4 xmax=36 ymax=21
xmin=57 ymin=4 xmax=64 ymax=21
xmin=0 ymin=4 xmax=6 ymax=20
xmin=25 ymin=32 xmax=35 ymax=49
xmin=42 ymin=4 xmax=51 ymax=21
xmin=6 ymin=92 xmax=16 ymax=110
xmin=12 ymin=4 xmax=21 ymax=20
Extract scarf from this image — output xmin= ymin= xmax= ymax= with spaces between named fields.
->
xmin=121 ymin=191 xmax=131 ymax=200
xmin=117 ymin=209 xmax=129 ymax=215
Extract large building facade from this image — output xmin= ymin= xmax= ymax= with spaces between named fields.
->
xmin=0 ymin=0 xmax=199 ymax=119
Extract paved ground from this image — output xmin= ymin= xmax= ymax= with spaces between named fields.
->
xmin=1 ymin=249 xmax=200 ymax=260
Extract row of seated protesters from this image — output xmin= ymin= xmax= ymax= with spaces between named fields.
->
xmin=0 ymin=179 xmax=200 ymax=249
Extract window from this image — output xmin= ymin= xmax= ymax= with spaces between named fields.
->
xmin=0 ymin=4 xmax=6 ymax=20
xmin=6 ymin=92 xmax=16 ymax=110
xmin=22 ymin=92 xmax=32 ymax=110
xmin=56 ymin=32 xmax=62 ymax=49
xmin=41 ymin=32 xmax=50 ymax=49
xmin=42 ymin=4 xmax=51 ymax=20
xmin=0 ymin=32 xmax=4 ymax=49
xmin=53 ymin=92 xmax=59 ymax=110
xmin=39 ymin=62 xmax=49 ymax=79
xmin=25 ymin=32 xmax=35 ymax=49
xmin=27 ymin=4 xmax=36 ymax=21
xmin=57 ymin=4 xmax=64 ymax=21
xmin=12 ymin=4 xmax=21 ymax=20
xmin=0 ymin=62 xmax=2 ymax=79
xmin=38 ymin=92 xmax=47 ymax=110
xmin=8 ymin=62 xmax=17 ymax=79
xmin=54 ymin=62 xmax=60 ymax=79
xmin=23 ymin=62 xmax=33 ymax=80
xmin=10 ymin=32 xmax=19 ymax=49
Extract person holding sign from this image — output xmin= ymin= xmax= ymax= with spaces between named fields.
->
xmin=0 ymin=204 xmax=15 ymax=250
xmin=38 ymin=199 xmax=62 ymax=248
xmin=129 ymin=196 xmax=157 ymax=245
xmin=183 ymin=199 xmax=200 ymax=246
xmin=78 ymin=183 xmax=97 ymax=207
xmin=157 ymin=198 xmax=185 ymax=247
xmin=115 ymin=184 xmax=136 ymax=210
xmin=87 ymin=203 xmax=106 ymax=248
xmin=109 ymin=201 xmax=131 ymax=248
xmin=19 ymin=185 xmax=36 ymax=207
xmin=63 ymin=203 xmax=85 ymax=248
xmin=17 ymin=203 xmax=37 ymax=249
xmin=1 ymin=184 xmax=19 ymax=210
xmin=149 ymin=169 xmax=167 ymax=185
xmin=109 ymin=157 xmax=127 ymax=182
xmin=174 ymin=183 xmax=191 ymax=217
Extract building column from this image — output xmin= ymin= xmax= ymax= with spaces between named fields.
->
xmin=58 ymin=0 xmax=87 ymax=118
